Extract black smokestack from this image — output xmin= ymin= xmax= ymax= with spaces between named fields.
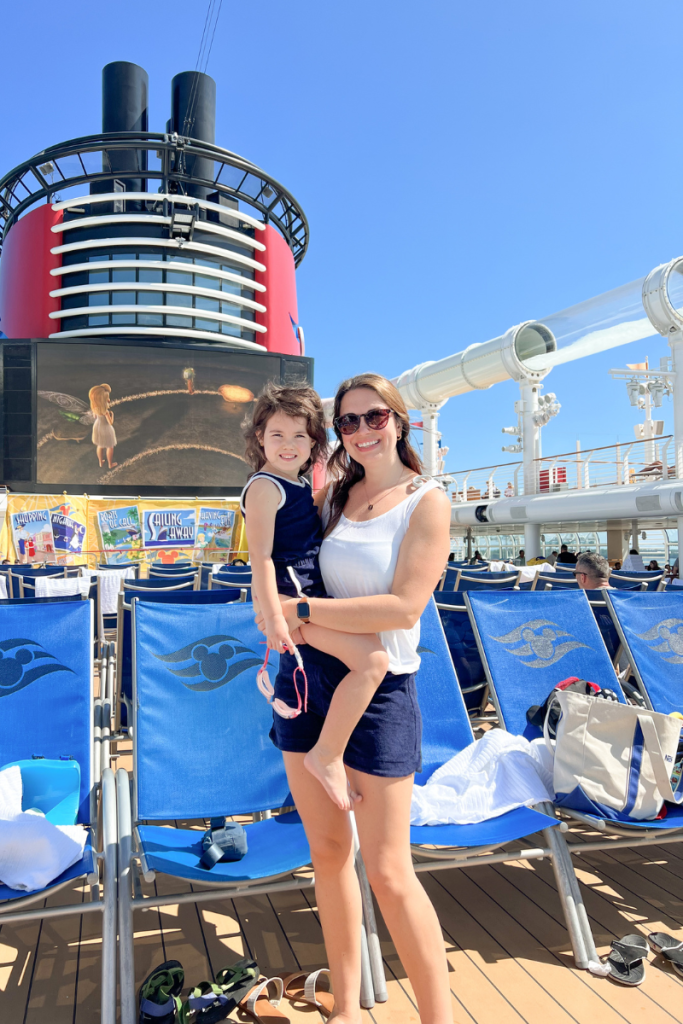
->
xmin=93 ymin=61 xmax=149 ymax=204
xmin=170 ymin=71 xmax=216 ymax=200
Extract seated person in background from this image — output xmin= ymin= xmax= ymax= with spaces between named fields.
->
xmin=575 ymin=552 xmax=611 ymax=590
xmin=513 ymin=549 xmax=526 ymax=566
xmin=447 ymin=552 xmax=455 ymax=563
xmin=556 ymin=543 xmax=578 ymax=565
xmin=647 ymin=559 xmax=661 ymax=571
xmin=621 ymin=548 xmax=646 ymax=572
xmin=614 ymin=560 xmax=622 ymax=570
xmin=472 ymin=549 xmax=484 ymax=563
xmin=547 ymin=550 xmax=558 ymax=565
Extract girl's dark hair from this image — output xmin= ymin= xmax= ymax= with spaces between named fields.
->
xmin=327 ymin=372 xmax=422 ymax=532
xmin=242 ymin=381 xmax=328 ymax=476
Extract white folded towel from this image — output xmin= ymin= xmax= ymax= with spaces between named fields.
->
xmin=0 ymin=575 xmax=7 ymax=600
xmin=89 ymin=567 xmax=135 ymax=613
xmin=34 ymin=576 xmax=93 ymax=599
xmin=410 ymin=730 xmax=554 ymax=825
xmin=0 ymin=765 xmax=87 ymax=891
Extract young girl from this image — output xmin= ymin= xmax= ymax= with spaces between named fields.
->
xmin=241 ymin=382 xmax=389 ymax=811
xmin=89 ymin=383 xmax=118 ymax=470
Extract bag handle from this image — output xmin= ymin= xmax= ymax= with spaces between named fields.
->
xmin=543 ymin=693 xmax=560 ymax=754
xmin=637 ymin=714 xmax=683 ymax=805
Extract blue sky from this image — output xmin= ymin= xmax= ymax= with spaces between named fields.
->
xmin=1 ymin=1 xmax=681 ymax=473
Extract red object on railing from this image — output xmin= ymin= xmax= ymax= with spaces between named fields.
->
xmin=539 ymin=467 xmax=567 ymax=492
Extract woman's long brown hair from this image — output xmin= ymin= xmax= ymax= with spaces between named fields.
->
xmin=327 ymin=373 xmax=422 ymax=532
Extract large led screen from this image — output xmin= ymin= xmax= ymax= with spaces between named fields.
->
xmin=36 ymin=342 xmax=284 ymax=488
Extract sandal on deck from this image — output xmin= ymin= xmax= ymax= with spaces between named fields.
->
xmin=282 ymin=969 xmax=334 ymax=1016
xmin=139 ymin=960 xmax=184 ymax=1023
xmin=605 ymin=935 xmax=649 ymax=986
xmin=648 ymin=932 xmax=683 ymax=978
xmin=239 ymin=977 xmax=290 ymax=1022
xmin=183 ymin=958 xmax=259 ymax=1022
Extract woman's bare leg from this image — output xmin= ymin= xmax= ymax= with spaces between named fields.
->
xmin=106 ymin=447 xmax=118 ymax=469
xmin=348 ymin=768 xmax=453 ymax=1024
xmin=298 ymin=624 xmax=388 ymax=810
xmin=282 ymin=752 xmax=363 ymax=1023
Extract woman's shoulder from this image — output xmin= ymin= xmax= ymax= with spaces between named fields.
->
xmin=407 ymin=481 xmax=451 ymax=521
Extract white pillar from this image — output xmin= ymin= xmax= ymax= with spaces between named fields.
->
xmin=631 ymin=518 xmax=639 ymax=552
xmin=670 ymin=331 xmax=683 ymax=479
xmin=524 ymin=523 xmax=542 ymax=562
xmin=520 ymin=381 xmax=542 ymax=495
xmin=420 ymin=403 xmax=443 ymax=477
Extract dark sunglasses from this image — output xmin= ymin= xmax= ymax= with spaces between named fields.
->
xmin=334 ymin=407 xmax=393 ymax=436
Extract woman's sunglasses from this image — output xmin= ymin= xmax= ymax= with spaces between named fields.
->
xmin=334 ymin=407 xmax=393 ymax=436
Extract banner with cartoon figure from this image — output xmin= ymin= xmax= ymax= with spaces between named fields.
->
xmin=97 ymin=505 xmax=143 ymax=565
xmin=194 ymin=507 xmax=237 ymax=559
xmin=143 ymin=508 xmax=197 ymax=549
xmin=11 ymin=509 xmax=56 ymax=563
xmin=51 ymin=510 xmax=86 ymax=555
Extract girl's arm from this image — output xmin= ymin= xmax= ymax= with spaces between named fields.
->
xmin=262 ymin=486 xmax=451 ymax=636
xmin=244 ymin=478 xmax=297 ymax=655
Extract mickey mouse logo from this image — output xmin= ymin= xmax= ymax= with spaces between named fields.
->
xmin=154 ymin=634 xmax=262 ymax=691
xmin=636 ymin=618 xmax=683 ymax=665
xmin=0 ymin=638 xmax=74 ymax=697
xmin=489 ymin=619 xmax=589 ymax=668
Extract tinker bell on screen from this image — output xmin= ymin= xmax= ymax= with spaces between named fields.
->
xmin=183 ymin=367 xmax=195 ymax=393
xmin=38 ymin=385 xmax=118 ymax=470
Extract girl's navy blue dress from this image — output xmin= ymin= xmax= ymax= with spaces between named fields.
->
xmin=240 ymin=471 xmax=327 ymax=598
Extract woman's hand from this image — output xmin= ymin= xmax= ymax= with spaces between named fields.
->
xmin=255 ymin=595 xmax=300 ymax=635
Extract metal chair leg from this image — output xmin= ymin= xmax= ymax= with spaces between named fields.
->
xmin=350 ymin=813 xmax=388 ymax=1003
xmin=117 ymin=767 xmax=137 ymax=1024
xmin=100 ymin=768 xmax=118 ymax=1024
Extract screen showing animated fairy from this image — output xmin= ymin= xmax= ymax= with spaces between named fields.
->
xmin=36 ymin=342 xmax=284 ymax=487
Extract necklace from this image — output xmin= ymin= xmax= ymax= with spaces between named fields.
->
xmin=362 ymin=466 xmax=408 ymax=511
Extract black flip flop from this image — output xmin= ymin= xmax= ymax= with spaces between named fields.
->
xmin=648 ymin=932 xmax=683 ymax=978
xmin=183 ymin=958 xmax=259 ymax=1023
xmin=139 ymin=960 xmax=184 ymax=1023
xmin=605 ymin=934 xmax=649 ymax=986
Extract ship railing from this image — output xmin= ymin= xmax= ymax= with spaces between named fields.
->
xmin=448 ymin=435 xmax=675 ymax=502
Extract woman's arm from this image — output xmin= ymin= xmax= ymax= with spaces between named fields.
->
xmin=244 ymin=479 xmax=297 ymax=654
xmin=267 ymin=487 xmax=451 ymax=635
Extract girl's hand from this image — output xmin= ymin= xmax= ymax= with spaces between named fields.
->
xmin=265 ymin=613 xmax=298 ymax=656
xmin=255 ymin=596 xmax=300 ymax=635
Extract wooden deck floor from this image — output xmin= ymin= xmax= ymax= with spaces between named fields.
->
xmin=1 ymin=749 xmax=683 ymax=1024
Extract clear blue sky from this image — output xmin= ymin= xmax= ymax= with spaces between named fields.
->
xmin=1 ymin=1 xmax=681 ymax=473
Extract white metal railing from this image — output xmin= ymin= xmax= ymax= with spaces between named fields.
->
xmin=449 ymin=435 xmax=675 ymax=502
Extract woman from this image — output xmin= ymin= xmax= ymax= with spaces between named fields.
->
xmin=89 ymin=383 xmax=118 ymax=470
xmin=258 ymin=373 xmax=453 ymax=1023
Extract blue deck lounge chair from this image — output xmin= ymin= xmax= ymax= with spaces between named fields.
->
xmin=466 ymin=590 xmax=683 ymax=850
xmin=605 ymin=590 xmax=683 ymax=716
xmin=118 ymin=599 xmax=384 ymax=1021
xmin=407 ymin=600 xmax=609 ymax=974
xmin=0 ymin=600 xmax=116 ymax=1024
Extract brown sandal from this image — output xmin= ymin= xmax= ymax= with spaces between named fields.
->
xmin=282 ymin=969 xmax=334 ymax=1016
xmin=240 ymin=977 xmax=290 ymax=1023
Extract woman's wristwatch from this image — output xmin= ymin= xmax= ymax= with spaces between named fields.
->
xmin=296 ymin=600 xmax=311 ymax=623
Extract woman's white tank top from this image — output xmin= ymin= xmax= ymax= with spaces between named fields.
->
xmin=319 ymin=479 xmax=440 ymax=674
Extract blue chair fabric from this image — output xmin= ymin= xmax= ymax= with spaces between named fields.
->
xmin=605 ymin=590 xmax=683 ymax=716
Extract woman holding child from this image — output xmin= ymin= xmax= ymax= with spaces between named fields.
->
xmin=242 ymin=373 xmax=453 ymax=1024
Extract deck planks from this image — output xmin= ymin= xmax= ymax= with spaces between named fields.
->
xmin=2 ymin=830 xmax=683 ymax=1022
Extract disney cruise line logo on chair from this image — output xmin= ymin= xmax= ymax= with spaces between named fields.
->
xmin=0 ymin=639 xmax=74 ymax=696
xmin=154 ymin=634 xmax=262 ymax=691
xmin=490 ymin=619 xmax=590 ymax=668
xmin=636 ymin=619 xmax=683 ymax=664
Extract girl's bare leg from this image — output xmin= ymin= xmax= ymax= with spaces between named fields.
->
xmin=106 ymin=447 xmax=118 ymax=469
xmin=282 ymin=752 xmax=363 ymax=1024
xmin=96 ymin=446 xmax=105 ymax=467
xmin=348 ymin=768 xmax=453 ymax=1024
xmin=299 ymin=624 xmax=388 ymax=811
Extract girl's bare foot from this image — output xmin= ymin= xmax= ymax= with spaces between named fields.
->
xmin=304 ymin=748 xmax=360 ymax=811
xmin=108 ymin=461 xmax=118 ymax=469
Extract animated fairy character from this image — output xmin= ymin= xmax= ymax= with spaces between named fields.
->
xmin=183 ymin=367 xmax=196 ymax=394
xmin=89 ymin=383 xmax=118 ymax=470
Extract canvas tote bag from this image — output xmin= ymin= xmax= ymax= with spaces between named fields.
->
xmin=545 ymin=689 xmax=683 ymax=821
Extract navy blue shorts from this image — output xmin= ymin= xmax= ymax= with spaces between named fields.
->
xmin=269 ymin=645 xmax=422 ymax=778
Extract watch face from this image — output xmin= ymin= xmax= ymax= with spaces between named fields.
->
xmin=298 ymin=601 xmax=311 ymax=619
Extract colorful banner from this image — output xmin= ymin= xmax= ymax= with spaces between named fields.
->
xmin=0 ymin=493 xmax=247 ymax=566
xmin=143 ymin=508 xmax=197 ymax=549
xmin=50 ymin=499 xmax=87 ymax=555
xmin=97 ymin=505 xmax=143 ymax=565
xmin=195 ymin=507 xmax=237 ymax=554
xmin=11 ymin=509 xmax=56 ymax=563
